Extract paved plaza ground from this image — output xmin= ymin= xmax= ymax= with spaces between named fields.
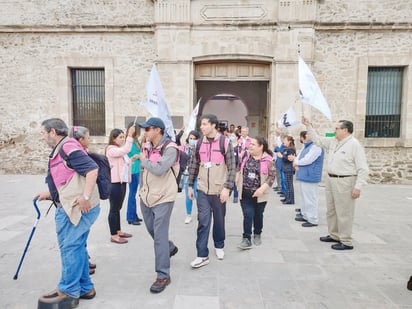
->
xmin=1 ymin=174 xmax=412 ymax=308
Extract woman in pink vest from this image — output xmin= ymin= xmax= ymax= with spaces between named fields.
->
xmin=236 ymin=136 xmax=275 ymax=249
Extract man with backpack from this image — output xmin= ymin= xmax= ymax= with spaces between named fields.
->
xmin=36 ymin=118 xmax=100 ymax=307
xmin=188 ymin=114 xmax=236 ymax=268
xmin=138 ymin=117 xmax=179 ymax=293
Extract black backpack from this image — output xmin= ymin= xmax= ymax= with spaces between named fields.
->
xmin=159 ymin=139 xmax=184 ymax=191
xmin=59 ymin=146 xmax=111 ymax=200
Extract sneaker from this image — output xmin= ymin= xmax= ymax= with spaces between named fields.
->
xmin=190 ymin=257 xmax=209 ymax=268
xmin=215 ymin=248 xmax=225 ymax=260
xmin=184 ymin=215 xmax=192 ymax=224
xmin=253 ymin=234 xmax=262 ymax=246
xmin=150 ymin=276 xmax=171 ymax=293
xmin=238 ymin=238 xmax=252 ymax=250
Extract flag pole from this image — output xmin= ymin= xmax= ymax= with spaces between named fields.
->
xmin=297 ymin=44 xmax=304 ymax=120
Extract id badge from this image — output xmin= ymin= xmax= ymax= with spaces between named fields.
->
xmin=204 ymin=162 xmax=212 ymax=169
xmin=248 ymin=172 xmax=256 ymax=179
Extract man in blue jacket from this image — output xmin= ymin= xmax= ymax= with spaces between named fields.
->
xmin=292 ymin=131 xmax=324 ymax=227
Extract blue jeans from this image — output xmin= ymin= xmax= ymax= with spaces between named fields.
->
xmin=55 ymin=205 xmax=100 ymax=298
xmin=280 ymin=170 xmax=286 ymax=194
xmin=127 ymin=173 xmax=140 ymax=222
xmin=184 ymin=178 xmax=198 ymax=215
xmin=196 ymin=190 xmax=226 ymax=257
xmin=240 ymin=196 xmax=266 ymax=240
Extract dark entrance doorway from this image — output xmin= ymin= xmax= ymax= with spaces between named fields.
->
xmin=196 ymin=81 xmax=269 ymax=137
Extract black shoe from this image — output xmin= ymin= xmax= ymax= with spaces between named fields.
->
xmin=295 ymin=208 xmax=301 ymax=213
xmin=302 ymin=222 xmax=318 ymax=227
xmin=320 ymin=235 xmax=339 ymax=243
xmin=295 ymin=217 xmax=307 ymax=222
xmin=280 ymin=198 xmax=286 ymax=202
xmin=331 ymin=242 xmax=354 ymax=250
xmin=169 ymin=246 xmax=178 ymax=257
xmin=407 ymin=276 xmax=412 ymax=291
xmin=282 ymin=201 xmax=294 ymax=205
xmin=128 ymin=221 xmax=141 ymax=225
xmin=277 ymin=191 xmax=284 ymax=195
xmin=137 ymin=218 xmax=143 ymax=222
xmin=150 ymin=276 xmax=171 ymax=293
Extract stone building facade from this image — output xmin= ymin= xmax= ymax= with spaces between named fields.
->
xmin=0 ymin=0 xmax=411 ymax=183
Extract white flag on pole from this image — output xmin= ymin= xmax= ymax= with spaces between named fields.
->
xmin=298 ymin=55 xmax=332 ymax=121
xmin=278 ymin=106 xmax=300 ymax=128
xmin=185 ymin=98 xmax=201 ymax=136
xmin=143 ymin=64 xmax=175 ymax=140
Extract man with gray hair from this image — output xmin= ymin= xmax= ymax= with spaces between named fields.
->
xmin=36 ymin=118 xmax=100 ymax=307
xmin=302 ymin=117 xmax=368 ymax=250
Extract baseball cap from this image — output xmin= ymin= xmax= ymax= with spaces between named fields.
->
xmin=139 ymin=117 xmax=165 ymax=130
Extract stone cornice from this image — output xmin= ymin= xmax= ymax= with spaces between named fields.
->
xmin=0 ymin=25 xmax=154 ymax=33
xmin=315 ymin=22 xmax=412 ymax=31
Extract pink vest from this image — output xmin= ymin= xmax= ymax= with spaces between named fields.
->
xmin=240 ymin=152 xmax=272 ymax=175
xmin=198 ymin=133 xmax=227 ymax=164
xmin=147 ymin=141 xmax=179 ymax=166
xmin=50 ymin=138 xmax=86 ymax=188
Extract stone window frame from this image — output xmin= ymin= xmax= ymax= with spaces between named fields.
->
xmin=357 ymin=54 xmax=412 ymax=148
xmin=56 ymin=56 xmax=114 ymax=143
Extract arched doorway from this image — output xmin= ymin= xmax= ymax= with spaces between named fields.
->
xmin=202 ymin=93 xmax=248 ymax=130
xmin=194 ymin=60 xmax=271 ymax=137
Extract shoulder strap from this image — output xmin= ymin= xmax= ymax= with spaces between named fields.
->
xmin=219 ymin=134 xmax=227 ymax=155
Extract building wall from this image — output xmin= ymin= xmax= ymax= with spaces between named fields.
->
xmin=0 ymin=0 xmax=411 ymax=183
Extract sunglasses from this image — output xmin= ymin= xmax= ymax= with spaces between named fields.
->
xmin=145 ymin=126 xmax=155 ymax=132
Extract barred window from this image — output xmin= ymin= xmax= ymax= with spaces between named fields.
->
xmin=71 ymin=69 xmax=106 ymax=135
xmin=365 ymin=67 xmax=403 ymax=138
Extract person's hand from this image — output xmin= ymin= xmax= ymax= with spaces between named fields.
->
xmin=36 ymin=192 xmax=51 ymax=201
xmin=302 ymin=116 xmax=311 ymax=126
xmin=128 ymin=126 xmax=136 ymax=137
xmin=140 ymin=151 xmax=146 ymax=160
xmin=252 ymin=187 xmax=265 ymax=198
xmin=220 ymin=188 xmax=230 ymax=203
xmin=188 ymin=186 xmax=194 ymax=200
xmin=276 ymin=152 xmax=282 ymax=158
xmin=131 ymin=154 xmax=140 ymax=161
xmin=352 ymin=188 xmax=361 ymax=199
xmin=77 ymin=196 xmax=92 ymax=213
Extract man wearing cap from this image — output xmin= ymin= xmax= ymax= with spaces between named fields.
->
xmin=301 ymin=116 xmax=369 ymax=250
xmin=138 ymin=117 xmax=179 ymax=293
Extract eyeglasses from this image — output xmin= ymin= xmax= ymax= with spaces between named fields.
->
xmin=144 ymin=127 xmax=154 ymax=132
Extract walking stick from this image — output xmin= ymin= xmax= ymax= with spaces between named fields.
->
xmin=13 ymin=196 xmax=41 ymax=280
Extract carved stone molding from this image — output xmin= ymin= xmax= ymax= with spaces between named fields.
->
xmin=154 ymin=0 xmax=190 ymax=23
xmin=200 ymin=4 xmax=267 ymax=22
xmin=279 ymin=0 xmax=316 ymax=22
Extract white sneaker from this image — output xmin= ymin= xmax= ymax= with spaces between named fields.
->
xmin=215 ymin=248 xmax=225 ymax=260
xmin=184 ymin=215 xmax=192 ymax=224
xmin=190 ymin=257 xmax=209 ymax=268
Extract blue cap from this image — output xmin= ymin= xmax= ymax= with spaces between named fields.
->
xmin=139 ymin=117 xmax=165 ymax=130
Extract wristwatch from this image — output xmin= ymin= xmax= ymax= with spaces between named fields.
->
xmin=83 ymin=194 xmax=90 ymax=201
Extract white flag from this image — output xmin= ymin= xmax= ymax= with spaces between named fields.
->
xmin=298 ymin=55 xmax=332 ymax=121
xmin=278 ymin=107 xmax=300 ymax=128
xmin=143 ymin=64 xmax=176 ymax=140
xmin=185 ymin=98 xmax=201 ymax=136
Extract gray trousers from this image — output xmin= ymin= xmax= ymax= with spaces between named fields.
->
xmin=140 ymin=200 xmax=175 ymax=279
xmin=299 ymin=181 xmax=319 ymax=224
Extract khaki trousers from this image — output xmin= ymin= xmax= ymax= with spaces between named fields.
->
xmin=325 ymin=176 xmax=356 ymax=246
